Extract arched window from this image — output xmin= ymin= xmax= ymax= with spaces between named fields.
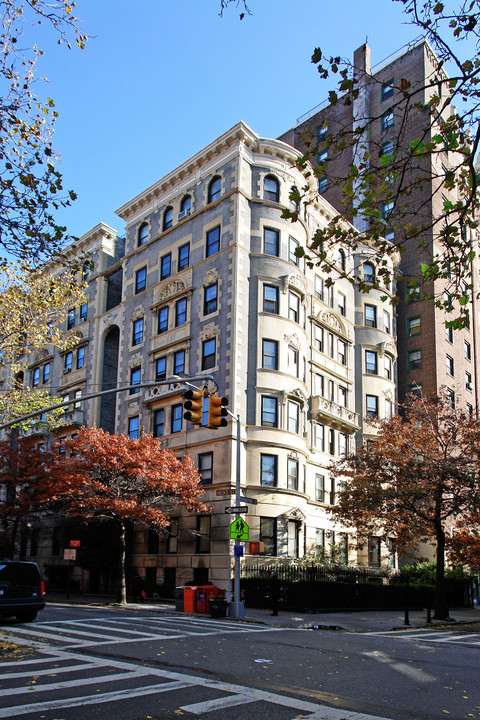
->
xmin=364 ymin=262 xmax=375 ymax=284
xmin=179 ymin=195 xmax=191 ymax=218
xmin=163 ymin=206 xmax=173 ymax=231
xmin=208 ymin=176 xmax=221 ymax=203
xmin=264 ymin=175 xmax=280 ymax=202
xmin=337 ymin=249 xmax=346 ymax=272
xmin=82 ymin=261 xmax=91 ymax=281
xmin=138 ymin=222 xmax=149 ymax=247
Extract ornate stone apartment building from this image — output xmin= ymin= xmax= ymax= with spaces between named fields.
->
xmin=6 ymin=121 xmax=397 ymax=594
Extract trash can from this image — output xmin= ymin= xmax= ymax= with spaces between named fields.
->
xmin=175 ymin=586 xmax=187 ymax=611
xmin=183 ymin=586 xmax=197 ymax=613
xmin=210 ymin=598 xmax=228 ymax=618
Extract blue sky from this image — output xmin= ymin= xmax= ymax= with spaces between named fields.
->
xmin=32 ymin=1 xmax=430 ymax=238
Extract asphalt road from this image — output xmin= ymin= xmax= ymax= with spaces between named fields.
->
xmin=0 ymin=603 xmax=479 ymax=720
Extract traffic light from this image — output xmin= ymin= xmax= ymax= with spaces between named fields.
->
xmin=207 ymin=394 xmax=228 ymax=429
xmin=248 ymin=541 xmax=264 ymax=555
xmin=183 ymin=389 xmax=206 ymax=426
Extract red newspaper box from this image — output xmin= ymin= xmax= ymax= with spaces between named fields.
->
xmin=196 ymin=585 xmax=224 ymax=614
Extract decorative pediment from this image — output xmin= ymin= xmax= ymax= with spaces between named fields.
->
xmin=283 ymin=507 xmax=306 ymax=522
xmin=33 ymin=348 xmax=50 ymax=363
xmin=317 ymin=309 xmax=346 ymax=335
xmin=282 ymin=388 xmax=308 ymax=408
xmin=377 ymin=340 xmax=397 ymax=359
xmin=284 ymin=333 xmax=301 ymax=349
xmin=154 ymin=277 xmax=191 ymax=305
xmin=281 ymin=273 xmax=306 ymax=294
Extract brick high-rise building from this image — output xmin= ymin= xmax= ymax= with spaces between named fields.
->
xmin=280 ymin=39 xmax=480 ymax=413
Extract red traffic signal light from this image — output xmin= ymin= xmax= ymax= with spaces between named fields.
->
xmin=183 ymin=389 xmax=205 ymax=425
xmin=208 ymin=394 xmax=228 ymax=429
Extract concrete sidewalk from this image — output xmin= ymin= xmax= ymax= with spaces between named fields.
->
xmin=47 ymin=591 xmax=480 ymax=632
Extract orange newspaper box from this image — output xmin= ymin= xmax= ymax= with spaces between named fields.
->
xmin=183 ymin=586 xmax=197 ymax=613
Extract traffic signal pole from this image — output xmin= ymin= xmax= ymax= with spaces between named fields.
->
xmin=228 ymin=411 xmax=245 ymax=619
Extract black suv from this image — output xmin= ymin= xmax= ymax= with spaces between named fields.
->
xmin=0 ymin=560 xmax=46 ymax=622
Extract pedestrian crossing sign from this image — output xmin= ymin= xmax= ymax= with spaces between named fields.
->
xmin=230 ymin=517 xmax=249 ymax=540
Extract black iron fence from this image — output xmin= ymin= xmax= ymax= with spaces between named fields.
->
xmin=240 ymin=563 xmax=473 ymax=612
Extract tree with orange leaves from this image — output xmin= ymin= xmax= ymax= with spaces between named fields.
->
xmin=447 ymin=514 xmax=480 ymax=573
xmin=44 ymin=426 xmax=210 ymax=603
xmin=0 ymin=435 xmax=52 ymax=557
xmin=330 ymin=393 xmax=480 ymax=619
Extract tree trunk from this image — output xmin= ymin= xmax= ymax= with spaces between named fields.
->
xmin=116 ymin=519 xmax=127 ymax=604
xmin=433 ymin=518 xmax=449 ymax=620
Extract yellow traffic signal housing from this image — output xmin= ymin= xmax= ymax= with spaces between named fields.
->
xmin=183 ymin=389 xmax=205 ymax=425
xmin=248 ymin=541 xmax=264 ymax=555
xmin=208 ymin=394 xmax=228 ymax=429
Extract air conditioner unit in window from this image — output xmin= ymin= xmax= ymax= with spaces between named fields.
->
xmin=63 ymin=368 xmax=71 ymax=374
xmin=177 ymin=209 xmax=191 ymax=220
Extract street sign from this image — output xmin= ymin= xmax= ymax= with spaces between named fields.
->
xmin=225 ymin=506 xmax=248 ymax=514
xmin=230 ymin=518 xmax=249 ymax=541
xmin=216 ymin=488 xmax=236 ymax=496
xmin=64 ymin=549 xmax=76 ymax=560
xmin=234 ymin=544 xmax=244 ymax=557
xmin=70 ymin=540 xmax=81 ymax=547
xmin=239 ymin=496 xmax=257 ymax=505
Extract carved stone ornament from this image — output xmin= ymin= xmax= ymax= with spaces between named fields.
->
xmin=383 ymin=388 xmax=394 ymax=402
xmin=284 ymin=333 xmax=301 ymax=349
xmin=34 ymin=348 xmax=50 ymax=363
xmin=128 ymin=354 xmax=142 ymax=368
xmin=377 ymin=340 xmax=397 ymax=359
xmin=318 ymin=310 xmax=345 ymax=335
xmin=203 ymin=268 xmax=219 ymax=287
xmin=287 ymin=450 xmax=299 ymax=461
xmin=157 ymin=278 xmax=188 ymax=303
xmin=283 ymin=507 xmax=306 ymax=522
xmin=199 ymin=323 xmax=219 ymax=341
xmin=281 ymin=273 xmax=306 ymax=294
xmin=103 ymin=309 xmax=120 ymax=327
xmin=282 ymin=388 xmax=308 ymax=408
xmin=132 ymin=305 xmax=145 ymax=321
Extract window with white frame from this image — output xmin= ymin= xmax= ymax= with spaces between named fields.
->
xmin=287 ymin=400 xmax=300 ymax=434
xmin=365 ymin=350 xmax=377 ymax=374
xmin=315 ymin=423 xmax=325 ymax=451
xmin=315 ymin=275 xmax=324 ymax=301
xmin=263 ymin=284 xmax=279 ymax=313
xmin=384 ymin=355 xmax=392 ymax=380
xmin=289 ymin=236 xmax=299 ymax=265
xmin=261 ymin=454 xmax=277 ymax=486
xmin=288 ymin=291 xmax=300 ymax=323
xmin=287 ymin=458 xmax=298 ymax=491
xmin=264 ymin=227 xmax=279 ymax=256
xmin=315 ymin=474 xmax=325 ymax=502
xmin=262 ymin=339 xmax=278 ymax=370
xmin=314 ymin=325 xmax=324 ymax=352
xmin=261 ymin=396 xmax=278 ymax=427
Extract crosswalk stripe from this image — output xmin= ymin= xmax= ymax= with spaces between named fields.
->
xmin=0 ymin=680 xmax=191 ymax=718
xmin=1 ymin=669 xmax=149 ymax=696
xmin=180 ymin=694 xmax=258 ymax=713
xmin=2 ymin=662 xmax=102 ymax=679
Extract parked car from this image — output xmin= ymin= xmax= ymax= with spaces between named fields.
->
xmin=0 ymin=560 xmax=46 ymax=622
